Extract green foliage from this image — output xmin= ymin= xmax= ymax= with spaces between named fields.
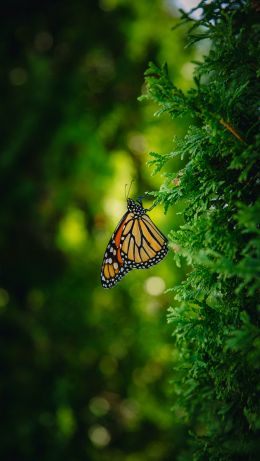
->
xmin=142 ymin=1 xmax=260 ymax=459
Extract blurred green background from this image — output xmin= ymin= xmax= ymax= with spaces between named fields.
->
xmin=0 ymin=1 xmax=199 ymax=460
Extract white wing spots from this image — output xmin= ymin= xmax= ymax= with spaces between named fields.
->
xmin=101 ymin=198 xmax=168 ymax=288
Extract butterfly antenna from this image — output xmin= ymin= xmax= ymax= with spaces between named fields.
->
xmin=126 ymin=179 xmax=134 ymax=200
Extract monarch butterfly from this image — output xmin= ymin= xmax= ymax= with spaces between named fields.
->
xmin=101 ymin=198 xmax=168 ymax=288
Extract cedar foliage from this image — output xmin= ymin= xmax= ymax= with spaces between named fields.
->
xmin=141 ymin=1 xmax=260 ymax=459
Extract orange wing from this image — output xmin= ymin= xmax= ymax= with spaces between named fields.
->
xmin=101 ymin=211 xmax=134 ymax=288
xmin=101 ymin=199 xmax=168 ymax=289
xmin=120 ymin=213 xmax=168 ymax=269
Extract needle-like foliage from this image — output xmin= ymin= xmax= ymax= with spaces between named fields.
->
xmin=141 ymin=1 xmax=260 ymax=459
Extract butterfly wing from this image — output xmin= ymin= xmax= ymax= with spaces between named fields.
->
xmin=101 ymin=211 xmax=134 ymax=288
xmin=101 ymin=204 xmax=168 ymax=288
xmin=120 ymin=213 xmax=168 ymax=269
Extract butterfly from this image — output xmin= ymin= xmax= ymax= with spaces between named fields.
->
xmin=101 ymin=198 xmax=168 ymax=288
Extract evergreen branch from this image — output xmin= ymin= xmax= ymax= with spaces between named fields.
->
xmin=142 ymin=0 xmax=259 ymax=459
xmin=219 ymin=118 xmax=245 ymax=143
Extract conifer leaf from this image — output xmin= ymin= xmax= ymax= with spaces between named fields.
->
xmin=142 ymin=0 xmax=259 ymax=458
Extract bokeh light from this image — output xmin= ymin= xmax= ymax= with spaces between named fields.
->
xmin=1 ymin=1 xmax=195 ymax=459
xmin=88 ymin=425 xmax=111 ymax=448
xmin=144 ymin=276 xmax=166 ymax=296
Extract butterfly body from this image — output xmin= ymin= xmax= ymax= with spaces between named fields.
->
xmin=101 ymin=198 xmax=168 ymax=288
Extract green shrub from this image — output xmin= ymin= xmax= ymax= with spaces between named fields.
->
xmin=141 ymin=1 xmax=260 ymax=459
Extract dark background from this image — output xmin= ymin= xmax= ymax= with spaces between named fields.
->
xmin=0 ymin=1 xmax=196 ymax=459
